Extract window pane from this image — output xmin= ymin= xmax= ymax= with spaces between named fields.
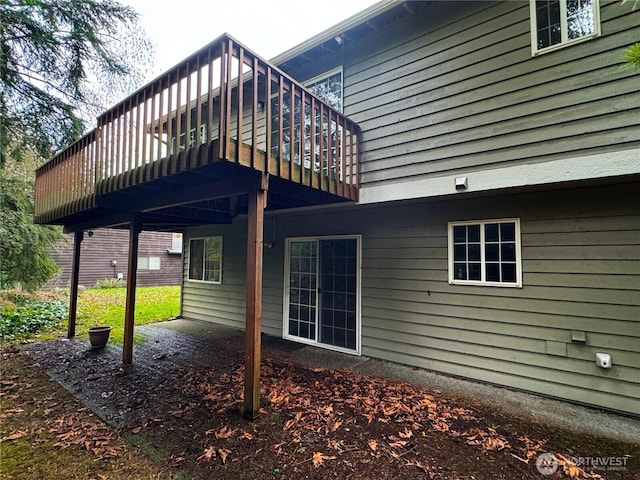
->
xmin=468 ymin=243 xmax=481 ymax=261
xmin=149 ymin=257 xmax=161 ymax=270
xmin=454 ymin=244 xmax=466 ymax=261
xmin=501 ymin=243 xmax=516 ymax=262
xmin=189 ymin=239 xmax=204 ymax=280
xmin=453 ymin=226 xmax=466 ymax=243
xmin=454 ymin=263 xmax=467 ymax=280
xmin=502 ymin=264 xmax=517 ymax=283
xmin=307 ymin=71 xmax=342 ymax=111
xmin=486 ymin=263 xmax=499 ymax=282
xmin=567 ymin=0 xmax=594 ymax=39
xmin=536 ymin=0 xmax=561 ymax=48
xmin=500 ymin=222 xmax=516 ymax=241
xmin=204 ymin=237 xmax=222 ymax=282
xmin=486 ymin=244 xmax=499 ymax=262
xmin=468 ymin=225 xmax=480 ymax=242
xmin=289 ymin=320 xmax=299 ymax=337
xmin=469 ymin=263 xmax=481 ymax=281
xmin=299 ymin=321 xmax=309 ymax=339
xmin=485 ymin=223 xmax=499 ymax=242
xmin=138 ymin=256 xmax=149 ymax=270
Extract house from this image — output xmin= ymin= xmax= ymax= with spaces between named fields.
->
xmin=44 ymin=229 xmax=182 ymax=289
xmin=33 ymin=0 xmax=639 ymax=418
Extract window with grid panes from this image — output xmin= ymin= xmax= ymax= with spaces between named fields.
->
xmin=448 ymin=219 xmax=522 ymax=287
xmin=530 ymin=0 xmax=599 ymax=55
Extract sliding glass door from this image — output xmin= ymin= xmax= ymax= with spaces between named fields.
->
xmin=284 ymin=236 xmax=360 ymax=353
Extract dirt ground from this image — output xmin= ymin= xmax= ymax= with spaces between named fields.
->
xmin=1 ymin=324 xmax=639 ymax=480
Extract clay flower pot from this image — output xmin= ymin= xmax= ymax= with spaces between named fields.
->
xmin=88 ymin=326 xmax=112 ymax=349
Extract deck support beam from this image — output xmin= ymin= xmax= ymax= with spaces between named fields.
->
xmin=123 ymin=216 xmax=142 ymax=364
xmin=244 ymin=178 xmax=267 ymax=419
xmin=67 ymin=231 xmax=84 ymax=338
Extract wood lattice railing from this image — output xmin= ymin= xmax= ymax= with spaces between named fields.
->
xmin=34 ymin=33 xmax=360 ymax=224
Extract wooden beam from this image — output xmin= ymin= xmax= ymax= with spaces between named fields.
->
xmin=63 ymin=212 xmax=130 ymax=234
xmin=123 ymin=216 xmax=142 ymax=364
xmin=95 ymin=171 xmax=262 ymax=213
xmin=67 ymin=231 xmax=83 ymax=338
xmin=244 ymin=181 xmax=266 ymax=419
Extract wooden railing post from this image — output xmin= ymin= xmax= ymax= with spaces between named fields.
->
xmin=244 ymin=175 xmax=267 ymax=419
xmin=67 ymin=231 xmax=84 ymax=338
xmin=123 ymin=215 xmax=142 ymax=365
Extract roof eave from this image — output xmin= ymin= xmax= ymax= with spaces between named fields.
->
xmin=269 ymin=0 xmax=403 ymax=67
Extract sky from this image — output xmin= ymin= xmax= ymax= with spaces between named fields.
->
xmin=125 ymin=0 xmax=381 ymax=80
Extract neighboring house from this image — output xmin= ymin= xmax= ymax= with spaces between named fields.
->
xmin=33 ymin=0 xmax=639 ymax=417
xmin=44 ymin=229 xmax=182 ymax=289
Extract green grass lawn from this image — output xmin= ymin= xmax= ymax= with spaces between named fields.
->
xmin=75 ymin=286 xmax=181 ymax=343
xmin=1 ymin=286 xmax=180 ymax=345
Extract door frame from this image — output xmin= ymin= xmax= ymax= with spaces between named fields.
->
xmin=282 ymin=234 xmax=362 ymax=355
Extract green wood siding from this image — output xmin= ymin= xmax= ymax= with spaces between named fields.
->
xmin=283 ymin=1 xmax=639 ymax=192
xmin=182 ymin=182 xmax=640 ymax=414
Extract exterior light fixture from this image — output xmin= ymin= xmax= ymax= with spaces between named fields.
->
xmin=455 ymin=176 xmax=468 ymax=190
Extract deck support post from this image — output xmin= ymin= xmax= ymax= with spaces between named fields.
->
xmin=67 ymin=231 xmax=84 ymax=338
xmin=123 ymin=216 xmax=142 ymax=365
xmin=244 ymin=177 xmax=267 ymax=419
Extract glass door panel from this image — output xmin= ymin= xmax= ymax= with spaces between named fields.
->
xmin=319 ymin=238 xmax=357 ymax=350
xmin=287 ymin=240 xmax=317 ymax=341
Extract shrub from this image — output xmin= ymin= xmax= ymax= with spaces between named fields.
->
xmin=95 ymin=278 xmax=124 ymax=289
xmin=0 ymin=295 xmax=68 ymax=342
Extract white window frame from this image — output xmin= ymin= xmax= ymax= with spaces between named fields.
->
xmin=448 ymin=219 xmax=523 ymax=288
xmin=137 ymin=256 xmax=161 ymax=270
xmin=529 ymin=0 xmax=600 ymax=56
xmin=283 ymin=234 xmax=362 ymax=355
xmin=187 ymin=236 xmax=223 ymax=284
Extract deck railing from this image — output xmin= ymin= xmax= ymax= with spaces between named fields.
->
xmin=34 ymin=33 xmax=360 ymax=224
xmin=34 ymin=130 xmax=97 ymax=221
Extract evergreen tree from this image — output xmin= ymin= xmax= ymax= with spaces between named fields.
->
xmin=0 ymin=0 xmax=151 ymax=290
xmin=0 ymin=153 xmax=61 ymax=291
xmin=0 ymin=0 xmax=152 ymax=166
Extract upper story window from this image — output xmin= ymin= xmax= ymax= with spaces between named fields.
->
xmin=530 ymin=0 xmax=600 ymax=55
xmin=448 ymin=219 xmax=522 ymax=288
xmin=305 ymin=69 xmax=343 ymax=112
xmin=188 ymin=236 xmax=222 ymax=283
xmin=270 ymin=68 xmax=343 ymax=167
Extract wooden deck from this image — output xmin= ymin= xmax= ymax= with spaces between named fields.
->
xmin=34 ymin=34 xmax=359 ymax=229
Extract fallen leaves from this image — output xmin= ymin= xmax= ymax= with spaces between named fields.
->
xmin=162 ymin=358 xmax=604 ymax=479
xmin=511 ymin=435 xmax=547 ymax=463
xmin=218 ymin=448 xmax=231 ymax=464
xmin=463 ymin=427 xmax=510 ymax=451
xmin=47 ymin=411 xmax=127 ymax=459
xmin=197 ymin=445 xmax=231 ymax=465
xmin=0 ymin=430 xmax=27 ymax=442
xmin=214 ymin=425 xmax=235 ymax=439
xmin=312 ymin=451 xmax=336 ymax=468
xmin=197 ymin=445 xmax=217 ymax=462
